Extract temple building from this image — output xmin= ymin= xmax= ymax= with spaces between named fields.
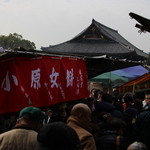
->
xmin=41 ymin=19 xmax=148 ymax=78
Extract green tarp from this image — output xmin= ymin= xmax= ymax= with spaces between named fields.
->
xmin=90 ymin=72 xmax=129 ymax=87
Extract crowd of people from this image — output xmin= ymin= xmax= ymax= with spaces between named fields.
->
xmin=0 ymin=87 xmax=149 ymax=150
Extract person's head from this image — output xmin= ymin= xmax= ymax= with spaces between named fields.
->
xmin=16 ymin=106 xmax=45 ymax=131
xmin=45 ymin=109 xmax=52 ymax=117
xmin=105 ymin=117 xmax=126 ymax=135
xmin=58 ymin=103 xmax=67 ymax=118
xmin=82 ymin=97 xmax=95 ymax=111
xmin=123 ymin=92 xmax=134 ymax=103
xmin=52 ymin=103 xmax=67 ymax=118
xmin=144 ymin=90 xmax=150 ymax=105
xmin=93 ymin=89 xmax=103 ymax=101
xmin=112 ymin=86 xmax=119 ymax=93
xmin=101 ymin=93 xmax=114 ymax=103
xmin=36 ymin=122 xmax=80 ymax=150
xmin=127 ymin=141 xmax=147 ymax=150
xmin=90 ymin=88 xmax=96 ymax=97
xmin=71 ymin=103 xmax=91 ymax=124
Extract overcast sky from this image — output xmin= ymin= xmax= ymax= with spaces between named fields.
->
xmin=0 ymin=0 xmax=150 ymax=53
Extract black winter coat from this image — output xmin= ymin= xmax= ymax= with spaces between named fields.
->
xmin=95 ymin=130 xmax=128 ymax=150
xmin=133 ymin=107 xmax=150 ymax=150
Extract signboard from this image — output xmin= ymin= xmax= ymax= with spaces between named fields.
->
xmin=0 ymin=56 xmax=88 ymax=114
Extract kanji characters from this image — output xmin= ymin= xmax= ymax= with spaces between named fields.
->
xmin=1 ymin=71 xmax=18 ymax=92
xmin=66 ymin=68 xmax=74 ymax=87
xmin=77 ymin=69 xmax=83 ymax=95
xmin=49 ymin=67 xmax=59 ymax=88
xmin=79 ymin=69 xmax=83 ymax=88
xmin=31 ymin=68 xmax=41 ymax=89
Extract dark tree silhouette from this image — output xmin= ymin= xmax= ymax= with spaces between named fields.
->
xmin=0 ymin=33 xmax=36 ymax=50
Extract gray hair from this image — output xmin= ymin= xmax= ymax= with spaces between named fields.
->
xmin=127 ymin=141 xmax=147 ymax=150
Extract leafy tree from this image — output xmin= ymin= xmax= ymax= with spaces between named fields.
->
xmin=0 ymin=33 xmax=36 ymax=50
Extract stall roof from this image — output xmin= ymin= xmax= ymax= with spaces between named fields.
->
xmin=119 ymin=72 xmax=150 ymax=93
xmin=0 ymin=47 xmax=143 ymax=79
xmin=120 ymin=72 xmax=150 ymax=87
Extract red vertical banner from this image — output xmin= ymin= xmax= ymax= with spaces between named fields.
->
xmin=0 ymin=56 xmax=88 ymax=114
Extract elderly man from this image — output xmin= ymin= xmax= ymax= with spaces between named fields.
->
xmin=67 ymin=103 xmax=97 ymax=150
xmin=0 ymin=106 xmax=44 ymax=150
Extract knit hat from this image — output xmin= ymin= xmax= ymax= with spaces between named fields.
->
xmin=19 ymin=106 xmax=44 ymax=121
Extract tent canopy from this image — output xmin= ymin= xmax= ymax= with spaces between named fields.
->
xmin=90 ymin=72 xmax=129 ymax=87
xmin=112 ymin=65 xmax=149 ymax=79
xmin=90 ymin=65 xmax=149 ymax=87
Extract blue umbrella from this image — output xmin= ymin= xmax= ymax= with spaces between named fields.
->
xmin=112 ymin=65 xmax=148 ymax=79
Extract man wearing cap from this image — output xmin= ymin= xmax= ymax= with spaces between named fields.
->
xmin=0 ymin=106 xmax=44 ymax=150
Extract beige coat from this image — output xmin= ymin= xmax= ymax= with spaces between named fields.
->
xmin=0 ymin=128 xmax=38 ymax=150
xmin=67 ymin=116 xmax=97 ymax=150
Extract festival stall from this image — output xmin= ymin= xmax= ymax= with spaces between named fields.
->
xmin=119 ymin=72 xmax=150 ymax=94
xmin=0 ymin=49 xmax=89 ymax=114
xmin=0 ymin=47 xmax=146 ymax=114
